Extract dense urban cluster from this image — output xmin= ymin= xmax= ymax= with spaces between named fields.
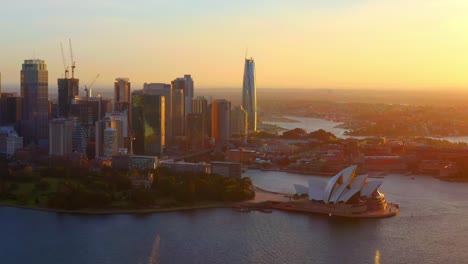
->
xmin=0 ymin=54 xmax=259 ymax=211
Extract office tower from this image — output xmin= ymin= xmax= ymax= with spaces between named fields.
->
xmin=103 ymin=127 xmax=118 ymax=158
xmin=184 ymin=75 xmax=194 ymax=116
xmin=57 ymin=78 xmax=79 ymax=117
xmin=211 ymin=99 xmax=231 ymax=144
xmin=95 ymin=114 xmax=124 ymax=158
xmin=172 ymin=88 xmax=185 ymax=138
xmin=131 ymin=90 xmax=165 ymax=156
xmin=70 ymin=117 xmax=87 ymax=153
xmin=186 ymin=113 xmax=205 ymax=150
xmin=0 ymin=93 xmax=21 ymax=125
xmin=114 ymin=78 xmax=131 ymax=112
xmin=231 ymin=105 xmax=248 ymax=137
xmin=192 ymin=96 xmax=207 ymax=114
xmin=242 ymin=57 xmax=257 ymax=132
xmin=49 ymin=118 xmax=73 ymax=156
xmin=192 ymin=96 xmax=208 ymax=143
xmin=114 ymin=78 xmax=131 ymax=149
xmin=21 ymin=59 xmax=49 ymax=150
xmin=143 ymin=83 xmax=173 ymax=145
xmin=172 ymin=75 xmax=194 ymax=117
xmin=0 ymin=126 xmax=23 ymax=159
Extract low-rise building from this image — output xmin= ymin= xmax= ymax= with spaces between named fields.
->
xmin=211 ymin=161 xmax=242 ymax=178
xmin=159 ymin=160 xmax=210 ymax=174
xmin=226 ymin=148 xmax=256 ymax=163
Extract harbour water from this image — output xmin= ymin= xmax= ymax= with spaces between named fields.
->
xmin=265 ymin=115 xmax=468 ymax=143
xmin=263 ymin=115 xmax=350 ymax=138
xmin=1 ymin=170 xmax=468 ymax=263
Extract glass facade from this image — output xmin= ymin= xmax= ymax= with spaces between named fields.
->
xmin=20 ymin=59 xmax=49 ymax=149
xmin=242 ymin=58 xmax=257 ymax=132
xmin=132 ymin=92 xmax=165 ymax=156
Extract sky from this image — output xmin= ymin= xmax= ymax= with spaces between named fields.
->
xmin=1 ymin=0 xmax=468 ymax=91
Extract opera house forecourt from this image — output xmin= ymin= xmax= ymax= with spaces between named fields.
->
xmin=273 ymin=165 xmax=399 ymax=218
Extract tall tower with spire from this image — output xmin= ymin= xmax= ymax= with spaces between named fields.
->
xmin=242 ymin=57 xmax=257 ymax=132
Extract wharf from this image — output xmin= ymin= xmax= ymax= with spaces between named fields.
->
xmin=236 ymin=186 xmax=399 ymax=218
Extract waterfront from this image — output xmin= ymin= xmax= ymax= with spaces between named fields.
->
xmin=265 ymin=115 xmax=468 ymax=144
xmin=263 ymin=115 xmax=351 ymax=138
xmin=2 ymin=170 xmax=468 ymax=263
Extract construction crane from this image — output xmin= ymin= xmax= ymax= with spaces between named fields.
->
xmin=69 ymin=39 xmax=76 ymax=79
xmin=84 ymin=73 xmax=100 ymax=100
xmin=60 ymin=42 xmax=69 ymax=79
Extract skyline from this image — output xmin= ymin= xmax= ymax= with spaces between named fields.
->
xmin=1 ymin=1 xmax=468 ymax=90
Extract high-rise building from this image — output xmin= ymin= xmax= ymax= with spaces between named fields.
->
xmin=0 ymin=126 xmax=22 ymax=159
xmin=186 ymin=113 xmax=205 ymax=150
xmin=171 ymin=88 xmax=185 ymax=138
xmin=70 ymin=117 xmax=87 ymax=153
xmin=95 ymin=114 xmax=124 ymax=158
xmin=211 ymin=99 xmax=231 ymax=144
xmin=0 ymin=93 xmax=21 ymax=125
xmin=172 ymin=75 xmax=194 ymax=117
xmin=192 ymin=96 xmax=209 ymax=145
xmin=114 ymin=78 xmax=131 ymax=149
xmin=184 ymin=75 xmax=194 ymax=116
xmin=103 ymin=127 xmax=118 ymax=158
xmin=131 ymin=90 xmax=165 ymax=156
xmin=57 ymin=78 xmax=79 ymax=117
xmin=49 ymin=118 xmax=73 ymax=156
xmin=21 ymin=59 xmax=49 ymax=150
xmin=242 ymin=57 xmax=257 ymax=132
xmin=192 ymin=96 xmax=207 ymax=114
xmin=143 ymin=83 xmax=173 ymax=145
xmin=231 ymin=105 xmax=248 ymax=138
xmin=114 ymin=78 xmax=131 ymax=113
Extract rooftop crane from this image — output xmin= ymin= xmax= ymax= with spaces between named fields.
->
xmin=84 ymin=73 xmax=100 ymax=100
xmin=60 ymin=42 xmax=69 ymax=79
xmin=69 ymin=39 xmax=76 ymax=79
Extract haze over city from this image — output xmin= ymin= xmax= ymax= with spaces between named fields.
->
xmin=2 ymin=0 xmax=468 ymax=90
xmin=3 ymin=1 xmax=468 ymax=264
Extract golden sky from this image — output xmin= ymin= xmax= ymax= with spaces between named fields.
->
xmin=1 ymin=0 xmax=468 ymax=90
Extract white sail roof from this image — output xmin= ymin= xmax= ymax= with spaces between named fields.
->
xmin=292 ymin=165 xmax=384 ymax=204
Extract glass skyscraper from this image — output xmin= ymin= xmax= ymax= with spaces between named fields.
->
xmin=131 ymin=90 xmax=165 ymax=156
xmin=21 ymin=59 xmax=49 ymax=150
xmin=242 ymin=57 xmax=257 ymax=132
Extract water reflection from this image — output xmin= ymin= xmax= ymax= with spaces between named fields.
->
xmin=148 ymin=234 xmax=160 ymax=264
xmin=375 ymin=249 xmax=380 ymax=264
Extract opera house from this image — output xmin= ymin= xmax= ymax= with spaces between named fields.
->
xmin=273 ymin=165 xmax=398 ymax=217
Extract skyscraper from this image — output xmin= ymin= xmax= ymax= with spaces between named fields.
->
xmin=172 ymin=75 xmax=194 ymax=117
xmin=57 ymin=78 xmax=79 ymax=118
xmin=95 ymin=113 xmax=125 ymax=158
xmin=49 ymin=118 xmax=73 ymax=156
xmin=231 ymin=105 xmax=248 ymax=138
xmin=242 ymin=57 xmax=257 ymax=132
xmin=211 ymin=99 xmax=231 ymax=144
xmin=143 ymin=83 xmax=173 ymax=145
xmin=114 ymin=78 xmax=131 ymax=113
xmin=131 ymin=90 xmax=165 ymax=156
xmin=171 ymin=88 xmax=185 ymax=138
xmin=192 ymin=96 xmax=208 ymax=114
xmin=21 ymin=59 xmax=49 ymax=150
xmin=186 ymin=113 xmax=205 ymax=150
xmin=114 ymin=78 xmax=131 ymax=149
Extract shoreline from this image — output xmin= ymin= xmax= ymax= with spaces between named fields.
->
xmin=0 ymin=203 xmax=233 ymax=215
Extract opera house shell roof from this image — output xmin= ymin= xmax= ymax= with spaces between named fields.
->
xmin=294 ymin=165 xmax=383 ymax=204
